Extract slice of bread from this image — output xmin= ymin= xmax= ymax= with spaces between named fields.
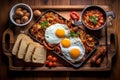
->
xmin=12 ymin=33 xmax=47 ymax=64
xmin=12 ymin=34 xmax=30 ymax=55
xmin=32 ymin=45 xmax=46 ymax=64
xmin=17 ymin=37 xmax=33 ymax=59
xmin=24 ymin=42 xmax=40 ymax=62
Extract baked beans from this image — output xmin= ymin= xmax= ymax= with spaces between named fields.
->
xmin=83 ymin=9 xmax=105 ymax=29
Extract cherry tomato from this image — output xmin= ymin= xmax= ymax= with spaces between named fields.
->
xmin=70 ymin=11 xmax=80 ymax=20
xmin=53 ymin=62 xmax=57 ymax=67
xmin=52 ymin=57 xmax=57 ymax=62
xmin=46 ymin=60 xmax=49 ymax=65
xmin=48 ymin=61 xmax=53 ymax=67
xmin=47 ymin=55 xmax=52 ymax=60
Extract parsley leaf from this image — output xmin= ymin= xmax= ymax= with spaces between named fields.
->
xmin=41 ymin=21 xmax=48 ymax=29
xmin=69 ymin=32 xmax=75 ymax=38
xmin=75 ymin=31 xmax=80 ymax=36
xmin=89 ymin=15 xmax=98 ymax=25
xmin=68 ymin=31 xmax=80 ymax=38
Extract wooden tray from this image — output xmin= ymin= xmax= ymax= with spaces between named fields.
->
xmin=2 ymin=5 xmax=117 ymax=71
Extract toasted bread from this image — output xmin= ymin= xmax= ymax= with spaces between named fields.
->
xmin=32 ymin=45 xmax=46 ymax=64
xmin=12 ymin=34 xmax=30 ymax=55
xmin=17 ymin=37 xmax=33 ymax=59
xmin=24 ymin=42 xmax=40 ymax=62
xmin=12 ymin=34 xmax=47 ymax=64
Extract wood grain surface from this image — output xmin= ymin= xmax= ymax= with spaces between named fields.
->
xmin=0 ymin=0 xmax=120 ymax=80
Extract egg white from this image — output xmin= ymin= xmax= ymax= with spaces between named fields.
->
xmin=45 ymin=23 xmax=69 ymax=44
xmin=60 ymin=37 xmax=85 ymax=62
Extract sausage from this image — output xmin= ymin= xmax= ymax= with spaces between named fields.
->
xmin=90 ymin=46 xmax=106 ymax=65
xmin=96 ymin=58 xmax=102 ymax=65
xmin=90 ymin=55 xmax=98 ymax=63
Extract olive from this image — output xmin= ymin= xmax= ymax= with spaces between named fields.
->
xmin=33 ymin=10 xmax=41 ymax=17
xmin=21 ymin=16 xmax=29 ymax=23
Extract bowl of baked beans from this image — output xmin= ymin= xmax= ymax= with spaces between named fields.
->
xmin=80 ymin=6 xmax=115 ymax=30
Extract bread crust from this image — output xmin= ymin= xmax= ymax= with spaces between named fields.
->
xmin=24 ymin=42 xmax=40 ymax=62
xmin=32 ymin=45 xmax=46 ymax=64
xmin=12 ymin=34 xmax=47 ymax=64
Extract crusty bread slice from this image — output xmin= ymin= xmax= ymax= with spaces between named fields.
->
xmin=17 ymin=36 xmax=33 ymax=59
xmin=32 ymin=45 xmax=46 ymax=64
xmin=12 ymin=34 xmax=30 ymax=55
xmin=12 ymin=34 xmax=47 ymax=64
xmin=24 ymin=42 xmax=40 ymax=62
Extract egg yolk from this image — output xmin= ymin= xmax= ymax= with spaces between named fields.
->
xmin=61 ymin=38 xmax=71 ymax=48
xmin=55 ymin=28 xmax=65 ymax=38
xmin=70 ymin=48 xmax=81 ymax=59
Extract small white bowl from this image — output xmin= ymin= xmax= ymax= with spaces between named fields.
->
xmin=10 ymin=3 xmax=33 ymax=26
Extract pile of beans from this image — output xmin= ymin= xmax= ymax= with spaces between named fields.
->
xmin=83 ymin=9 xmax=105 ymax=29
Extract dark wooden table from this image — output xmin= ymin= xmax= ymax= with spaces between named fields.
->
xmin=0 ymin=0 xmax=120 ymax=80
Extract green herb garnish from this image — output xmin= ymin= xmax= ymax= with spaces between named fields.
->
xmin=68 ymin=31 xmax=80 ymax=38
xmin=41 ymin=21 xmax=48 ymax=29
xmin=75 ymin=31 xmax=80 ymax=36
xmin=89 ymin=15 xmax=98 ymax=25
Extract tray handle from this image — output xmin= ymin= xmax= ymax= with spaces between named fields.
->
xmin=2 ymin=28 xmax=14 ymax=56
xmin=108 ymin=33 xmax=117 ymax=66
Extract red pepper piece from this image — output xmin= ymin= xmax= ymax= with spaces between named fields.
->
xmin=70 ymin=11 xmax=80 ymax=20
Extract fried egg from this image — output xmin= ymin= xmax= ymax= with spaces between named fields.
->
xmin=60 ymin=37 xmax=85 ymax=62
xmin=45 ymin=23 xmax=69 ymax=44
